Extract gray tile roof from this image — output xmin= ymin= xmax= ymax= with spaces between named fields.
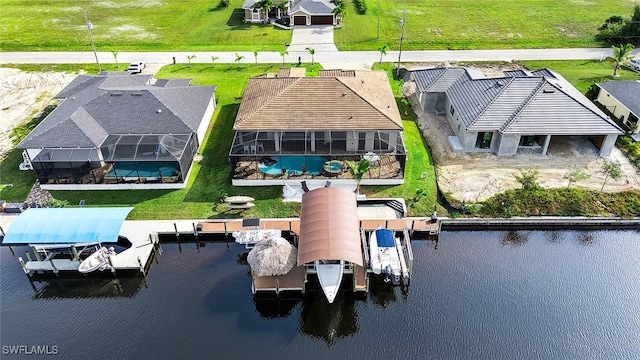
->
xmin=412 ymin=67 xmax=623 ymax=135
xmin=596 ymin=80 xmax=640 ymax=118
xmin=290 ymin=0 xmax=335 ymax=14
xmin=19 ymin=73 xmax=216 ymax=149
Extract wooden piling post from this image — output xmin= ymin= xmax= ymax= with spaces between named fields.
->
xmin=9 ymin=245 xmax=15 ymax=256
xmin=25 ymin=251 xmax=32 ymax=262
xmin=32 ymin=246 xmax=41 ymax=261
xmin=192 ymin=223 xmax=198 ymax=238
xmin=50 ymin=259 xmax=58 ymax=273
xmin=174 ymin=223 xmax=179 ymax=238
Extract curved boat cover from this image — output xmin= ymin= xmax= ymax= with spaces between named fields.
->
xmin=297 ymin=187 xmax=362 ymax=266
xmin=1 ymin=207 xmax=133 ymax=245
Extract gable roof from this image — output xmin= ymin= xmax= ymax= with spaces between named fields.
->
xmin=234 ymin=70 xmax=402 ymax=131
xmin=19 ymin=73 xmax=216 ymax=149
xmin=596 ymin=80 xmax=640 ymax=118
xmin=412 ymin=67 xmax=623 ymax=135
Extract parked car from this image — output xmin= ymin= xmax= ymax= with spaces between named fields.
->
xmin=626 ymin=59 xmax=640 ymax=72
xmin=127 ymin=62 xmax=146 ymax=74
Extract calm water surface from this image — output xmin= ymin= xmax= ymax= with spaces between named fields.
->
xmin=1 ymin=230 xmax=640 ymax=359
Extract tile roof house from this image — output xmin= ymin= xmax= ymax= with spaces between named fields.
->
xmin=19 ymin=72 xmax=216 ymax=189
xmin=242 ymin=0 xmax=337 ymax=26
xmin=230 ymin=69 xmax=405 ymax=186
xmin=595 ymin=80 xmax=640 ymax=140
xmin=412 ymin=67 xmax=623 ymax=157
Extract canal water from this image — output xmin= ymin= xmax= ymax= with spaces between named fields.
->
xmin=1 ymin=229 xmax=639 ymax=359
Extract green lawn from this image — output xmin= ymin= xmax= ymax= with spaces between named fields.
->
xmin=0 ymin=0 xmax=635 ymax=51
xmin=520 ymin=59 xmax=640 ymax=93
xmin=0 ymin=62 xmax=438 ymax=219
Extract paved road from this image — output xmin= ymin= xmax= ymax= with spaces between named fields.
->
xmin=1 ymin=48 xmax=638 ymax=66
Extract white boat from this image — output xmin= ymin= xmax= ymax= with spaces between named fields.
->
xmin=314 ymin=260 xmax=344 ymax=303
xmin=369 ymin=228 xmax=402 ymax=283
xmin=232 ymin=229 xmax=281 ymax=249
xmin=78 ymin=246 xmax=114 ymax=273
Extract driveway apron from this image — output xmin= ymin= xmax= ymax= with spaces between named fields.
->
xmin=287 ymin=25 xmax=338 ymax=52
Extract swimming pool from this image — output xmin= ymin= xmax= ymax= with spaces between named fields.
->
xmin=258 ymin=156 xmax=328 ymax=175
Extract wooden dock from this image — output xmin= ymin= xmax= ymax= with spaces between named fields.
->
xmin=252 ymin=266 xmax=306 ymax=294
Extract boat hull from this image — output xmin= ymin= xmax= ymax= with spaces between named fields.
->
xmin=315 ymin=260 xmax=344 ymax=303
xmin=78 ymin=247 xmax=112 ymax=273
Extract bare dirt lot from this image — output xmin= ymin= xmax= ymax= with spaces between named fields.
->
xmin=0 ymin=68 xmax=76 ymax=157
xmin=405 ymin=63 xmax=640 ymax=202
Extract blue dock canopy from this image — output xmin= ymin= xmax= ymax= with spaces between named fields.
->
xmin=1 ymin=207 xmax=134 ymax=245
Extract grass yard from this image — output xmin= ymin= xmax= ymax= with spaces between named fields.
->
xmin=0 ymin=61 xmax=438 ymax=219
xmin=520 ymin=59 xmax=640 ymax=93
xmin=0 ymin=0 xmax=635 ymax=51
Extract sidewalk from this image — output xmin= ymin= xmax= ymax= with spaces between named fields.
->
xmin=2 ymin=48 xmax=638 ymax=66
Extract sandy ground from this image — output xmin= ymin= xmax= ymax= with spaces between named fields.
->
xmin=0 ymin=68 xmax=76 ymax=157
xmin=405 ymin=63 xmax=640 ymax=202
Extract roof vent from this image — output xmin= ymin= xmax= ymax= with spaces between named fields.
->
xmin=110 ymin=92 xmax=123 ymax=96
xmin=132 ymin=92 xmax=143 ymax=96
xmin=157 ymin=109 xmax=162 ymax=113
xmin=543 ymin=88 xmax=555 ymax=93
xmin=348 ymin=116 xmax=353 ymax=120
xmin=496 ymin=80 xmax=504 ymax=87
xmin=342 ymin=93 xmax=347 ymax=97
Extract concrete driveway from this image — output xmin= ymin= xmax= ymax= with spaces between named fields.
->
xmin=287 ymin=25 xmax=338 ymax=52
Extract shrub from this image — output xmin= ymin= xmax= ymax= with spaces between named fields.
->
xmin=354 ymin=0 xmax=367 ymax=14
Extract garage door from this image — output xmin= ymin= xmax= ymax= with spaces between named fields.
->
xmin=311 ymin=15 xmax=333 ymax=25
xmin=294 ymin=16 xmax=306 ymax=25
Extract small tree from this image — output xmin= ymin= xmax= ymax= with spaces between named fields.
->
xmin=111 ymin=50 xmax=119 ymax=68
xmin=563 ymin=166 xmax=590 ymax=188
xmin=514 ymin=168 xmax=540 ymax=190
xmin=345 ymin=158 xmax=370 ymax=194
xmin=253 ymin=50 xmax=258 ymax=65
xmin=305 ymin=47 xmax=315 ymax=65
xmin=377 ymin=44 xmax=387 ymax=64
xmin=279 ymin=49 xmax=288 ymax=65
xmin=606 ymin=43 xmax=635 ymax=76
xmin=600 ymin=160 xmax=623 ymax=191
xmin=235 ymin=53 xmax=244 ymax=69
xmin=187 ymin=55 xmax=197 ymax=68
xmin=211 ymin=56 xmax=219 ymax=68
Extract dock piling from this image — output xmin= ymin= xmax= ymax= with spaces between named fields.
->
xmin=174 ymin=223 xmax=179 ymax=238
xmin=25 ymin=251 xmax=32 ymax=262
xmin=18 ymin=257 xmax=28 ymax=274
xmin=0 ymin=226 xmax=4 ymax=236
xmin=9 ymin=245 xmax=14 ymax=256
xmin=192 ymin=223 xmax=198 ymax=238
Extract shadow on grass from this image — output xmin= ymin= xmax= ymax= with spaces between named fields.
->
xmin=227 ymin=9 xmax=252 ymax=30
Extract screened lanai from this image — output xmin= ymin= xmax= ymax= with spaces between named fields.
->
xmin=229 ymin=129 xmax=406 ymax=181
xmin=29 ymin=133 xmax=197 ymax=185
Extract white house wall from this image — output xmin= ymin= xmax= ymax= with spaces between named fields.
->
xmin=596 ymin=90 xmax=632 ymax=126
xmin=496 ymin=133 xmax=520 ymax=156
xmin=196 ymin=97 xmax=216 ymax=149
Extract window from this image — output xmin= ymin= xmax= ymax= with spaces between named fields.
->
xmin=450 ymin=106 xmax=455 ymax=116
xmin=475 ymin=132 xmax=492 ymax=149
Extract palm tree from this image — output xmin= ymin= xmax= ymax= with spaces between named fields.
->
xmin=305 ymin=47 xmax=315 ymax=65
xmin=279 ymin=49 xmax=288 ymax=65
xmin=606 ymin=43 xmax=635 ymax=76
xmin=235 ymin=53 xmax=244 ymax=69
xmin=211 ymin=56 xmax=219 ymax=68
xmin=255 ymin=0 xmax=273 ymax=23
xmin=331 ymin=0 xmax=346 ymax=23
xmin=111 ymin=50 xmax=119 ymax=68
xmin=377 ymin=44 xmax=387 ymax=64
xmin=187 ymin=55 xmax=197 ymax=68
xmin=345 ymin=158 xmax=370 ymax=194
xmin=253 ymin=50 xmax=258 ymax=65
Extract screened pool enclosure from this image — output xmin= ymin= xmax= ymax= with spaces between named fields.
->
xmin=28 ymin=134 xmax=197 ymax=185
xmin=229 ymin=130 xmax=406 ymax=181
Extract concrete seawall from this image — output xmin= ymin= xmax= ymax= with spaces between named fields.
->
xmin=438 ymin=217 xmax=640 ymax=231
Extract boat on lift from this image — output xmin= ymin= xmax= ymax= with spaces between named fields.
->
xmin=314 ymin=259 xmax=344 ymax=303
xmin=78 ymin=246 xmax=115 ymax=273
xmin=369 ymin=227 xmax=403 ymax=283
